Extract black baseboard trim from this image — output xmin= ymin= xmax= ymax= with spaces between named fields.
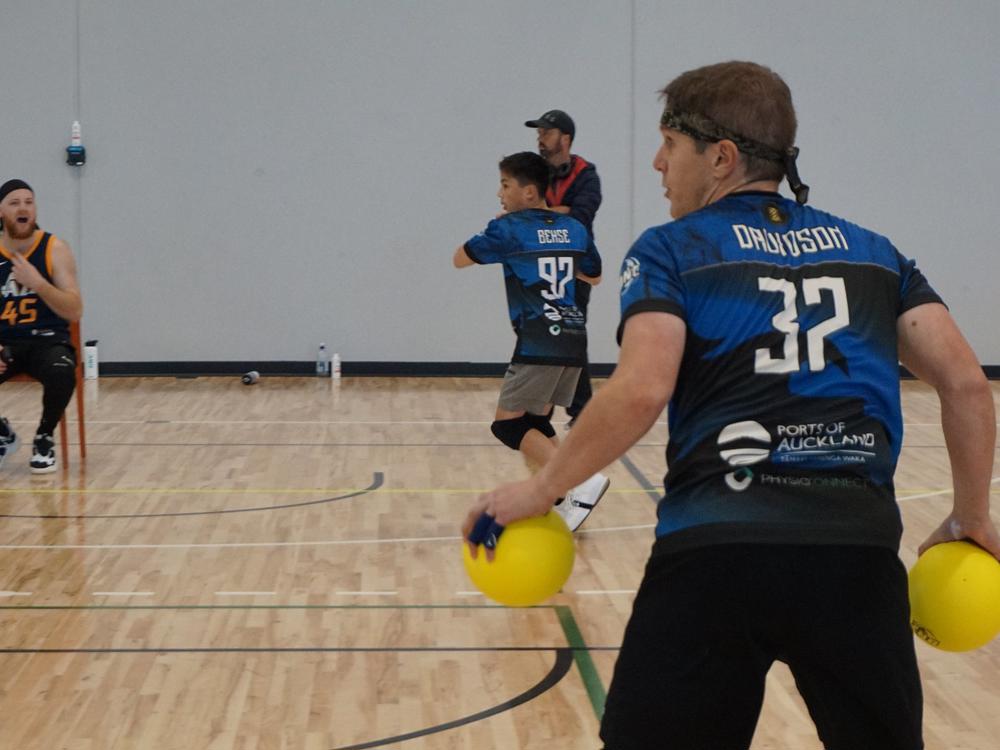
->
xmin=97 ymin=361 xmax=997 ymax=379
xmin=100 ymin=361 xmax=317 ymax=377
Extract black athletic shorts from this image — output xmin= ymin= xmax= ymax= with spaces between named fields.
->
xmin=600 ymin=543 xmax=923 ymax=750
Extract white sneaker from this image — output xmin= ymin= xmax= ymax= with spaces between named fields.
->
xmin=29 ymin=433 xmax=57 ymax=474
xmin=555 ymin=473 xmax=610 ymax=532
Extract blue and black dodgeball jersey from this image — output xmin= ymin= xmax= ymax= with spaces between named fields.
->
xmin=0 ymin=232 xmax=70 ymax=343
xmin=619 ymin=192 xmax=943 ymax=553
xmin=465 ymin=209 xmax=601 ymax=366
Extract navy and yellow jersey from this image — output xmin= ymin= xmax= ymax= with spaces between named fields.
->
xmin=465 ymin=208 xmax=601 ymax=366
xmin=618 ymin=191 xmax=943 ymax=554
xmin=0 ymin=232 xmax=70 ymax=343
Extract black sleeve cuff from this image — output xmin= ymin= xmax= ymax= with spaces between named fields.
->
xmin=616 ymin=300 xmax=685 ymax=344
xmin=463 ymin=242 xmax=484 ymax=264
xmin=899 ymin=293 xmax=946 ymax=315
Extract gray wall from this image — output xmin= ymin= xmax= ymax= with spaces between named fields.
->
xmin=3 ymin=1 xmax=998 ymax=365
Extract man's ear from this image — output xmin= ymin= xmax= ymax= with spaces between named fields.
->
xmin=714 ymin=139 xmax=741 ymax=176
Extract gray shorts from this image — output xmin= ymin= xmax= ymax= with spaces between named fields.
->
xmin=497 ymin=363 xmax=582 ymax=414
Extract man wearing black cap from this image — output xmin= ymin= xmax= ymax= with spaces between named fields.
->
xmin=524 ymin=109 xmax=602 ymax=426
xmin=471 ymin=61 xmax=999 ymax=749
xmin=0 ymin=179 xmax=84 ymax=474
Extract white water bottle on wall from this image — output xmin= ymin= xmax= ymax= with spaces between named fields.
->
xmin=316 ymin=343 xmax=331 ymax=377
xmin=66 ymin=120 xmax=86 ymax=166
xmin=83 ymin=339 xmax=99 ymax=379
xmin=332 ymin=353 xmax=341 ymax=379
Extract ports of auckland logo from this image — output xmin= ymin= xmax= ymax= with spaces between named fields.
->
xmin=717 ymin=421 xmax=772 ymax=491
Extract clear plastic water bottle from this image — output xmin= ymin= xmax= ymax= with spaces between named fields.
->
xmin=316 ymin=344 xmax=331 ymax=377
xmin=332 ymin=353 xmax=341 ymax=379
xmin=83 ymin=339 xmax=99 ymax=380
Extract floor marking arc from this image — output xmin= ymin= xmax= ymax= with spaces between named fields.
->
xmin=0 ymin=472 xmax=383 ymax=519
xmin=328 ymin=649 xmax=574 ymax=750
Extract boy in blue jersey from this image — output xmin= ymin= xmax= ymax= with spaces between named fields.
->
xmin=523 ymin=109 xmax=604 ymax=427
xmin=463 ymin=63 xmax=1000 ymax=749
xmin=453 ymin=152 xmax=610 ymax=531
xmin=0 ymin=180 xmax=84 ymax=474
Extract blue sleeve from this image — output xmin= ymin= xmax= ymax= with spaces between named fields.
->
xmin=895 ymin=249 xmax=945 ymax=314
xmin=464 ymin=219 xmax=509 ymax=265
xmin=616 ymin=227 xmax=685 ymax=343
xmin=578 ymin=236 xmax=602 ymax=277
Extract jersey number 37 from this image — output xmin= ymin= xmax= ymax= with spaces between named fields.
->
xmin=755 ymin=276 xmax=848 ymax=374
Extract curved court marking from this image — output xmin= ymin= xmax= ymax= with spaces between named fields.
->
xmin=0 ymin=466 xmax=993 ymax=549
xmin=0 ymin=636 xmax=584 ymax=748
xmin=0 ymin=602 xmax=613 ymax=726
xmin=0 ymin=472 xmax=383 ymax=520
xmin=329 ymin=648 xmax=574 ymax=750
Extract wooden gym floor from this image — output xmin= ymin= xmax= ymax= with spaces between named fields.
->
xmin=0 ymin=376 xmax=998 ymax=749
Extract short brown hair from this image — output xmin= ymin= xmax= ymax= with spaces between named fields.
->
xmin=660 ymin=61 xmax=797 ymax=182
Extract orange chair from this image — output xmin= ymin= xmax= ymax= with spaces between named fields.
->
xmin=6 ymin=320 xmax=87 ymax=465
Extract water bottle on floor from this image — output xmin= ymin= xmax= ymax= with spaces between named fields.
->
xmin=316 ymin=344 xmax=331 ymax=377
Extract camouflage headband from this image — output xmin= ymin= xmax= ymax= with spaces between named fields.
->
xmin=660 ymin=108 xmax=809 ymax=204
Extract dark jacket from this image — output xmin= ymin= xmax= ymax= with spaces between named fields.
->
xmin=547 ymin=155 xmax=602 ymax=237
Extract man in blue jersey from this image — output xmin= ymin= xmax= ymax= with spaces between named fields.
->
xmin=454 ymin=151 xmax=610 ymax=532
xmin=0 ymin=180 xmax=84 ymax=474
xmin=464 ymin=63 xmax=1000 ymax=749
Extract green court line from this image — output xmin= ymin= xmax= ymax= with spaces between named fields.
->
xmin=0 ymin=601 xmax=613 ymax=721
xmin=555 ymin=605 xmax=607 ymax=722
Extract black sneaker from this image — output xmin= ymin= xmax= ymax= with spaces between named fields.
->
xmin=30 ymin=433 xmax=57 ymax=474
xmin=0 ymin=417 xmax=19 ymax=470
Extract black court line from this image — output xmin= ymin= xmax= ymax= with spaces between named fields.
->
xmin=0 ymin=472 xmax=383 ymax=520
xmin=0 ymin=604 xmax=574 ymax=610
xmin=617 ymin=453 xmax=661 ymax=503
xmin=65 ymin=441 xmax=672 ymax=448
xmin=0 ymin=643 xmax=577 ymax=750
xmin=45 ymin=439 xmax=966 ymax=450
xmin=329 ymin=648 xmax=573 ymax=750
xmin=0 ymin=645 xmax=618 ymax=654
